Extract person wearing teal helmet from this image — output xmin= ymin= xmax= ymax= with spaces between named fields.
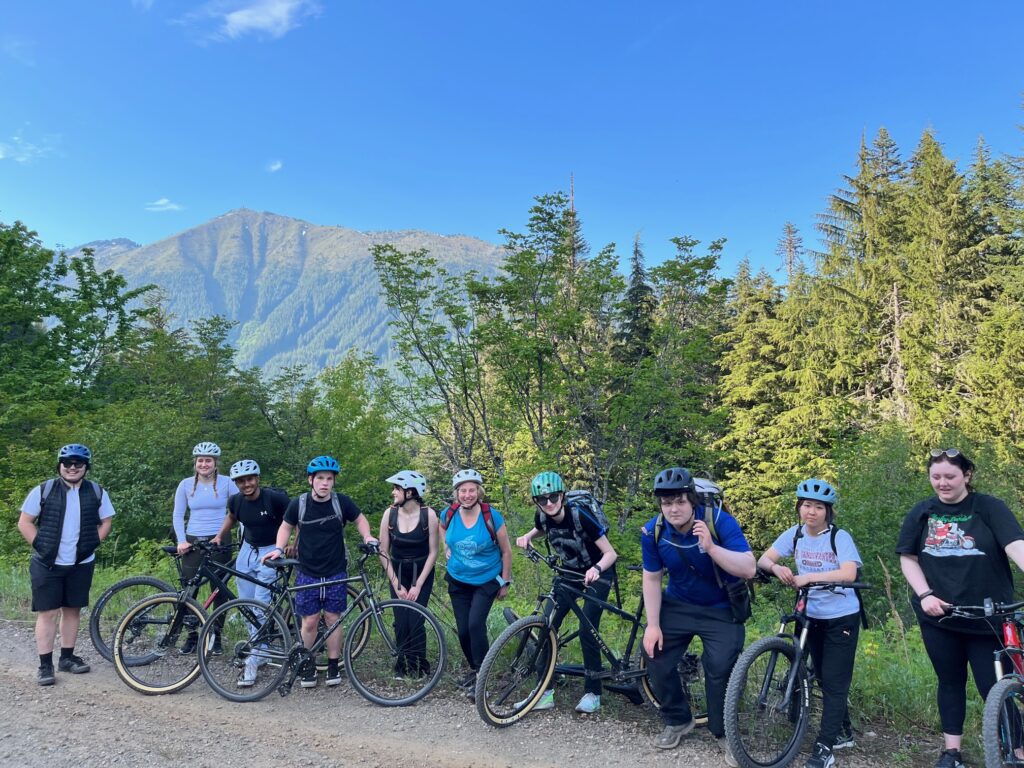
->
xmin=516 ymin=471 xmax=617 ymax=713
xmin=758 ymin=480 xmax=862 ymax=768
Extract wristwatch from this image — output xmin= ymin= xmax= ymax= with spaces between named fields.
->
xmin=592 ymin=563 xmax=603 ymax=574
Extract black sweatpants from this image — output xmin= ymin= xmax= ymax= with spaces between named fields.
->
xmin=805 ymin=612 xmax=860 ymax=747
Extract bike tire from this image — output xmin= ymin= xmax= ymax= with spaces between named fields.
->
xmin=112 ymin=592 xmax=207 ymax=695
xmin=344 ymin=599 xmax=447 ymax=707
xmin=983 ymin=675 xmax=1024 ymax=768
xmin=475 ymin=615 xmax=558 ymax=727
xmin=89 ymin=575 xmax=175 ymax=663
xmin=198 ymin=598 xmax=292 ymax=703
xmin=639 ymin=648 xmax=709 ymax=726
xmin=724 ymin=636 xmax=809 ymax=768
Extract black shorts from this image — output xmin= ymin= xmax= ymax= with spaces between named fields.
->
xmin=30 ymin=558 xmax=96 ymax=612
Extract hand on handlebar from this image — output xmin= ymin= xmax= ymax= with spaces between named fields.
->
xmin=923 ymin=594 xmax=951 ymax=617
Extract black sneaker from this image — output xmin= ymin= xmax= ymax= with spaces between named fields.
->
xmin=37 ymin=663 xmax=55 ymax=686
xmin=210 ymin=634 xmax=223 ymax=656
xmin=57 ymin=654 xmax=90 ymax=674
xmin=180 ymin=632 xmax=198 ymax=654
xmin=300 ymin=662 xmax=318 ymax=689
xmin=833 ymin=725 xmax=856 ymax=750
xmin=326 ymin=663 xmax=342 ymax=687
xmin=805 ymin=743 xmax=834 ymax=768
xmin=935 ymin=749 xmax=965 ymax=768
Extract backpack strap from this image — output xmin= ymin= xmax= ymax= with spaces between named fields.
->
xmin=420 ymin=505 xmax=429 ymax=533
xmin=298 ymin=493 xmax=307 ymax=525
xmin=388 ymin=505 xmax=399 ymax=533
xmin=440 ymin=503 xmax=497 ymax=544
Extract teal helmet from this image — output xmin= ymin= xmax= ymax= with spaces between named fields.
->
xmin=531 ymin=471 xmax=564 ymax=497
xmin=796 ymin=479 xmax=837 ymax=504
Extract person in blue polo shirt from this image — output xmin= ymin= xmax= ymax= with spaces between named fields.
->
xmin=641 ymin=467 xmax=754 ymax=767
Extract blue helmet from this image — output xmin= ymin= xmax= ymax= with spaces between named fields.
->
xmin=58 ymin=444 xmax=92 ymax=463
xmin=796 ymin=479 xmax=837 ymax=504
xmin=307 ymin=455 xmax=340 ymax=475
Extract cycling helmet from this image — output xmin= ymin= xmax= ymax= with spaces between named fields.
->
xmin=192 ymin=441 xmax=221 ymax=457
xmin=452 ymin=468 xmax=484 ymax=489
xmin=386 ymin=470 xmax=427 ymax=497
xmin=796 ymin=479 xmax=837 ymax=504
xmin=307 ymin=455 xmax=340 ymax=475
xmin=229 ymin=459 xmax=261 ymax=480
xmin=653 ymin=467 xmax=694 ymax=496
xmin=531 ymin=471 xmax=564 ymax=497
xmin=58 ymin=444 xmax=92 ymax=463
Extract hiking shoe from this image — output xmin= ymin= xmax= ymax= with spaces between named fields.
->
xmin=180 ymin=632 xmax=198 ymax=654
xmin=575 ymin=692 xmax=601 ymax=713
xmin=57 ymin=654 xmax=90 ymax=674
xmin=805 ymin=742 xmax=835 ymax=768
xmin=237 ymin=657 xmax=258 ymax=688
xmin=935 ymin=749 xmax=965 ymax=768
xmin=37 ymin=663 xmax=55 ymax=686
xmin=326 ymin=664 xmax=342 ymax=687
xmin=654 ymin=720 xmax=695 ymax=749
xmin=833 ymin=725 xmax=856 ymax=750
xmin=300 ymin=662 xmax=318 ymax=688
xmin=718 ymin=736 xmax=740 ymax=767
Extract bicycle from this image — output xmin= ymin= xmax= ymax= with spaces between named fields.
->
xmin=475 ymin=545 xmax=707 ymax=727
xmin=944 ymin=599 xmax=1024 ymax=768
xmin=723 ymin=578 xmax=870 ymax=768
xmin=196 ymin=542 xmax=447 ymax=706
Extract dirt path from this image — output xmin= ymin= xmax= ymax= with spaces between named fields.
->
xmin=0 ymin=619 xmax=928 ymax=768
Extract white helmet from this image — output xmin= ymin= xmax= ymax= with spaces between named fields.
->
xmin=386 ymin=471 xmax=427 ymax=497
xmin=229 ymin=459 xmax=261 ymax=480
xmin=193 ymin=441 xmax=221 ymax=457
xmin=452 ymin=468 xmax=484 ymax=489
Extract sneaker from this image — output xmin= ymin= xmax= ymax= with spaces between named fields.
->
xmin=935 ymin=749 xmax=965 ymax=768
xmin=534 ymin=688 xmax=555 ymax=710
xmin=210 ymin=634 xmax=223 ymax=656
xmin=457 ymin=670 xmax=477 ymax=689
xmin=718 ymin=736 xmax=740 ymax=767
xmin=833 ymin=725 xmax=856 ymax=750
xmin=37 ymin=663 xmax=55 ymax=686
xmin=326 ymin=664 xmax=342 ymax=687
xmin=654 ymin=720 xmax=696 ymax=749
xmin=806 ymin=742 xmax=835 ymax=768
xmin=575 ymin=692 xmax=601 ymax=713
xmin=300 ymin=662 xmax=318 ymax=688
xmin=180 ymin=632 xmax=198 ymax=654
xmin=57 ymin=654 xmax=90 ymax=674
xmin=238 ymin=658 xmax=258 ymax=688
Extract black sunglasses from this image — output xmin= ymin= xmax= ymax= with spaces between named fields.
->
xmin=930 ymin=448 xmax=961 ymax=459
xmin=533 ymin=493 xmax=562 ymax=506
xmin=60 ymin=458 xmax=88 ymax=469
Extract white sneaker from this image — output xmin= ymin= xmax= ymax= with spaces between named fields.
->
xmin=718 ymin=737 xmax=739 ymax=768
xmin=237 ymin=657 xmax=258 ymax=688
xmin=575 ymin=692 xmax=601 ymax=713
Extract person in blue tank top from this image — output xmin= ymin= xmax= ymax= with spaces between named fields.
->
xmin=758 ymin=479 xmax=862 ymax=768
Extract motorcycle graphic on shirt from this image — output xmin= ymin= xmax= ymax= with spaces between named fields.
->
xmin=924 ymin=518 xmax=981 ymax=556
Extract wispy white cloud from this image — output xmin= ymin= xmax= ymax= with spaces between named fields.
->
xmin=184 ymin=1 xmax=322 ymax=42
xmin=0 ymin=129 xmax=60 ymax=163
xmin=266 ymin=159 xmax=283 ymax=173
xmin=145 ymin=197 xmax=184 ymax=212
xmin=2 ymin=36 xmax=36 ymax=66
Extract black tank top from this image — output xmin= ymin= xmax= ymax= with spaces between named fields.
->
xmin=389 ymin=506 xmax=431 ymax=584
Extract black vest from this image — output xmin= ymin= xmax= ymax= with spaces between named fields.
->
xmin=33 ymin=479 xmax=103 ymax=567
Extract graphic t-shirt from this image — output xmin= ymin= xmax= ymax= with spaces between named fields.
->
xmin=896 ymin=492 xmax=1024 ymax=632
xmin=535 ymin=500 xmax=607 ymax=572
xmin=445 ymin=507 xmax=505 ymax=586
xmin=284 ymin=492 xmax=362 ymax=577
xmin=771 ymin=524 xmax=862 ymax=619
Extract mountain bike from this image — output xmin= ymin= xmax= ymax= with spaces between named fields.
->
xmin=197 ymin=542 xmax=447 ymax=706
xmin=475 ymin=545 xmax=706 ymax=727
xmin=945 ymin=599 xmax=1024 ymax=768
xmin=723 ymin=579 xmax=870 ymax=768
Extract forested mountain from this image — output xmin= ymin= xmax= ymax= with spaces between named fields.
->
xmin=75 ymin=209 xmax=504 ymax=372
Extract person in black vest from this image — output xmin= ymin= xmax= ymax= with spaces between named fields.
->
xmin=17 ymin=444 xmax=115 ymax=686
xmin=377 ymin=470 xmax=439 ymax=677
xmin=897 ymin=449 xmax=1024 ymax=768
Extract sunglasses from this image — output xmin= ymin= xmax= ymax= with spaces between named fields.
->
xmin=930 ymin=448 xmax=961 ymax=459
xmin=60 ymin=459 xmax=87 ymax=469
xmin=533 ymin=493 xmax=562 ymax=506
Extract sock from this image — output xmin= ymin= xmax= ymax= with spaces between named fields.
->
xmin=327 ymin=658 xmax=340 ymax=672
xmin=60 ymin=647 xmax=75 ymax=659
xmin=40 ymin=652 xmax=53 ymax=667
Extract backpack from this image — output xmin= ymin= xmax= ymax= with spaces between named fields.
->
xmin=297 ymin=492 xmax=343 ymax=526
xmin=653 ymin=478 xmax=724 ymax=545
xmin=440 ymin=502 xmax=498 ymax=545
xmin=388 ymin=505 xmax=429 ymax=536
xmin=791 ymin=524 xmax=869 ymax=629
xmin=228 ymin=486 xmax=288 ymax=518
xmin=537 ymin=490 xmax=610 ymax=552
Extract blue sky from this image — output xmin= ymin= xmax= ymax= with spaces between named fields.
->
xmin=2 ymin=1 xmax=1022 ymax=276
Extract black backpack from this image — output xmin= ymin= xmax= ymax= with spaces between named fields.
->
xmin=791 ymin=525 xmax=868 ymax=628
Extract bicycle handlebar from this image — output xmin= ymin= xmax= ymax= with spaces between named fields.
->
xmin=946 ymin=599 xmax=1024 ymax=619
xmin=160 ymin=540 xmax=235 ymax=557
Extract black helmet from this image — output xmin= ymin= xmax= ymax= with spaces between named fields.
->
xmin=653 ymin=467 xmax=694 ymax=496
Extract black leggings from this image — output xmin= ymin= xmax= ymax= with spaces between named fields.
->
xmin=447 ymin=574 xmax=500 ymax=670
xmin=389 ymin=562 xmax=435 ymax=676
xmin=919 ymin=618 xmax=1001 ymax=735
xmin=805 ymin=612 xmax=859 ymax=747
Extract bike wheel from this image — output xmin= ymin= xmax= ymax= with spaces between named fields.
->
xmin=89 ymin=575 xmax=175 ymax=663
xmin=198 ymin=598 xmax=292 ymax=703
xmin=344 ymin=599 xmax=447 ymax=706
xmin=639 ymin=646 xmax=709 ymax=726
xmin=476 ymin=615 xmax=557 ymax=727
xmin=112 ymin=592 xmax=207 ymax=695
xmin=724 ymin=636 xmax=809 ymax=768
xmin=983 ymin=675 xmax=1024 ymax=768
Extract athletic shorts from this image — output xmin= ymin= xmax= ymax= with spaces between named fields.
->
xmin=30 ymin=558 xmax=96 ymax=612
xmin=294 ymin=570 xmax=348 ymax=617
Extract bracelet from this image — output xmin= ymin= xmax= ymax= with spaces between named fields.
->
xmin=593 ymin=563 xmax=603 ymax=574
xmin=918 ymin=589 xmax=934 ymax=600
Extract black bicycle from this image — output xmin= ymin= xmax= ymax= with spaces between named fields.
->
xmin=196 ymin=542 xmax=447 ymax=706
xmin=723 ymin=579 xmax=870 ymax=768
xmin=475 ymin=545 xmax=706 ymax=727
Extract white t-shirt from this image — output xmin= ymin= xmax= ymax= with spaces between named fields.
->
xmin=771 ymin=524 xmax=862 ymax=620
xmin=21 ymin=482 xmax=116 ymax=566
